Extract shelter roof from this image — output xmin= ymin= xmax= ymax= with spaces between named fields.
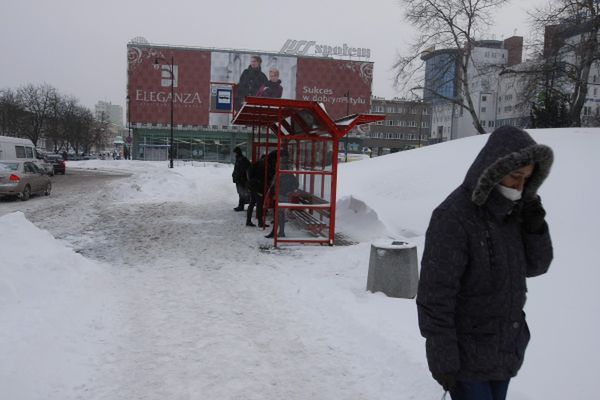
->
xmin=231 ymin=97 xmax=384 ymax=139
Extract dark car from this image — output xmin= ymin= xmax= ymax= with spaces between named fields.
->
xmin=45 ymin=154 xmax=66 ymax=175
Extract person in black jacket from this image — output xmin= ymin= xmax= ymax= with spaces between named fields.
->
xmin=232 ymin=147 xmax=251 ymax=211
xmin=245 ymin=150 xmax=277 ymax=227
xmin=235 ymin=55 xmax=268 ymax=111
xmin=265 ymin=157 xmax=298 ymax=238
xmin=417 ymin=126 xmax=554 ymax=400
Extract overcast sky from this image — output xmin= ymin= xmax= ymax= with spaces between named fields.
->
xmin=0 ymin=0 xmax=546 ymax=111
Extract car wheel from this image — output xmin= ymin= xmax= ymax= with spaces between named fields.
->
xmin=45 ymin=182 xmax=52 ymax=196
xmin=21 ymin=185 xmax=31 ymax=201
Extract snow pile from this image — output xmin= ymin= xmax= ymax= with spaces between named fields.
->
xmin=71 ymin=160 xmax=232 ymax=204
xmin=0 ymin=212 xmax=114 ymax=399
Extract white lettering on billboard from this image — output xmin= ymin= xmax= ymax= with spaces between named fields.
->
xmin=280 ymin=39 xmax=371 ymax=59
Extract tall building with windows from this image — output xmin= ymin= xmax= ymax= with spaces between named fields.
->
xmin=422 ymin=37 xmax=523 ymax=139
xmin=422 ymin=48 xmax=459 ymax=141
xmin=95 ymin=101 xmax=124 ymax=127
xmin=361 ymin=97 xmax=431 ymax=155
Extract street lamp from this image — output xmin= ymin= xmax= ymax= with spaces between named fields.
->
xmin=126 ymin=95 xmax=132 ymax=160
xmin=154 ymin=56 xmax=175 ymax=168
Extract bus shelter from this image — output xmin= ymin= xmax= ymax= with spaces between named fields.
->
xmin=232 ymin=97 xmax=384 ymax=247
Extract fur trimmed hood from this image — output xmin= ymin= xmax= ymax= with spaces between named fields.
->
xmin=464 ymin=126 xmax=554 ymax=206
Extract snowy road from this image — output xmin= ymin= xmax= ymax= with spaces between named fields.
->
xmin=1 ymin=165 xmax=434 ymax=400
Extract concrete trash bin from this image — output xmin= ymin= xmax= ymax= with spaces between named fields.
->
xmin=366 ymin=240 xmax=419 ymax=299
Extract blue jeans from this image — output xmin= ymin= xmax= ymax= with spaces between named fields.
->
xmin=450 ymin=379 xmax=510 ymax=400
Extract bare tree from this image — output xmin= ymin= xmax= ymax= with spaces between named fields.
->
xmin=529 ymin=0 xmax=600 ymax=126
xmin=16 ymin=83 xmax=58 ymax=146
xmin=0 ymin=88 xmax=30 ymax=136
xmin=394 ymin=0 xmax=511 ymax=134
xmin=90 ymin=112 xmax=111 ymax=153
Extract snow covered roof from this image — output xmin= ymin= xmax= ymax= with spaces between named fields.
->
xmin=232 ymin=97 xmax=383 ymax=139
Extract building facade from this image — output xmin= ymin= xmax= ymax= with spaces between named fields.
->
xmin=95 ymin=101 xmax=124 ymax=128
xmin=126 ymin=40 xmax=375 ymax=162
xmin=422 ymin=37 xmax=526 ymax=139
xmin=360 ymin=97 xmax=431 ymax=155
xmin=421 ymin=48 xmax=459 ymax=141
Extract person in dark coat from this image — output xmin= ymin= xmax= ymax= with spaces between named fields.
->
xmin=417 ymin=126 xmax=554 ymax=400
xmin=232 ymin=146 xmax=251 ymax=211
xmin=246 ymin=150 xmax=277 ymax=227
xmin=256 ymin=67 xmax=283 ymax=99
xmin=265 ymin=157 xmax=298 ymax=238
xmin=235 ymin=55 xmax=268 ymax=111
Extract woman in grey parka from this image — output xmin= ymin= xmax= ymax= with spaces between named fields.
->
xmin=417 ymin=126 xmax=554 ymax=400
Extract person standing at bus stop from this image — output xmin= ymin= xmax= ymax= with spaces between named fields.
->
xmin=417 ymin=126 xmax=554 ymax=400
xmin=232 ymin=146 xmax=250 ymax=211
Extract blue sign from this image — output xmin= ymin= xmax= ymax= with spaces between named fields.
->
xmin=216 ymin=89 xmax=233 ymax=111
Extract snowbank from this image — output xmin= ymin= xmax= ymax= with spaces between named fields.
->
xmin=0 ymin=212 xmax=114 ymax=399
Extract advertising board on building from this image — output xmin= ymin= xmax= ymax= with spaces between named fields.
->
xmin=127 ymin=44 xmax=374 ymax=126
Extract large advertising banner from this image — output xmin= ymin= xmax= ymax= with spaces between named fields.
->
xmin=296 ymin=58 xmax=373 ymax=119
xmin=209 ymin=51 xmax=297 ymax=126
xmin=127 ymin=46 xmax=211 ymax=126
xmin=127 ymin=45 xmax=374 ymax=126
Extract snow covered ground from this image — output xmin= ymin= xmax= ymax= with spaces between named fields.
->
xmin=1 ymin=128 xmax=598 ymax=399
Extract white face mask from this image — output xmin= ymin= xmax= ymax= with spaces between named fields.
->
xmin=497 ymin=184 xmax=522 ymax=201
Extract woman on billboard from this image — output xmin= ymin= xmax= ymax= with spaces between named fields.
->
xmin=256 ymin=67 xmax=283 ymax=99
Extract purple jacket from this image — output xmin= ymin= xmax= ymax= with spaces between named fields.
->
xmin=256 ymin=80 xmax=283 ymax=98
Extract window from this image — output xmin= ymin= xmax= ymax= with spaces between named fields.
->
xmin=482 ymin=96 xmax=487 ymax=102
xmin=15 ymin=146 xmax=26 ymax=158
xmin=387 ymin=120 xmax=394 ymax=126
xmin=488 ymin=121 xmax=495 ymax=127
xmin=583 ymin=106 xmax=592 ymax=116
xmin=24 ymin=162 xmax=37 ymax=173
xmin=594 ymin=88 xmax=598 ymax=96
xmin=504 ymin=105 xmax=512 ymax=112
xmin=26 ymin=147 xmax=34 ymax=158
xmin=481 ymin=107 xmax=487 ymax=113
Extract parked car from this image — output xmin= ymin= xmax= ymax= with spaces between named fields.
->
xmin=44 ymin=154 xmax=66 ymax=175
xmin=35 ymin=152 xmax=54 ymax=176
xmin=0 ymin=160 xmax=52 ymax=200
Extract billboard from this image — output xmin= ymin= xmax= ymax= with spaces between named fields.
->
xmin=127 ymin=46 xmax=211 ymax=126
xmin=127 ymin=44 xmax=374 ymax=126
xmin=296 ymin=57 xmax=372 ymax=118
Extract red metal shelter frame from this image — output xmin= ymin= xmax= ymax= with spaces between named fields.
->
xmin=232 ymin=97 xmax=384 ymax=246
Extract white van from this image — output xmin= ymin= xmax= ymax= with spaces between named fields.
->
xmin=0 ymin=135 xmax=38 ymax=161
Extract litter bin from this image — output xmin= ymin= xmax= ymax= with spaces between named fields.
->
xmin=366 ymin=240 xmax=418 ymax=299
